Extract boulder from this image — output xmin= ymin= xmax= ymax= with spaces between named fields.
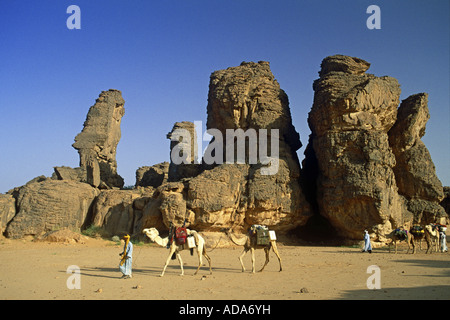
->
xmin=135 ymin=162 xmax=169 ymax=188
xmin=89 ymin=189 xmax=153 ymax=237
xmin=5 ymin=180 xmax=99 ymax=239
xmin=38 ymin=228 xmax=88 ymax=244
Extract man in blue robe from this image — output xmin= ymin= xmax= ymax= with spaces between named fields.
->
xmin=119 ymin=234 xmax=133 ymax=279
xmin=362 ymin=230 xmax=372 ymax=253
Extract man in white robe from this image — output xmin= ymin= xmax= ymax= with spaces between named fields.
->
xmin=362 ymin=230 xmax=372 ymax=253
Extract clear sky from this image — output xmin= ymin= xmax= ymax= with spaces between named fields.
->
xmin=0 ymin=0 xmax=448 ymax=193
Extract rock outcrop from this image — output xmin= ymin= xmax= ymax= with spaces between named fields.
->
xmin=2 ymin=57 xmax=447 ymax=243
xmin=135 ymin=162 xmax=169 ymax=188
xmin=5 ymin=180 xmax=99 ymax=239
xmin=388 ymin=93 xmax=446 ymax=223
xmin=72 ymin=89 xmax=125 ymax=188
xmin=0 ymin=194 xmax=15 ymax=237
xmin=304 ymin=55 xmax=406 ymax=240
xmin=144 ymin=61 xmax=312 ymax=234
xmin=167 ymin=122 xmax=201 ymax=181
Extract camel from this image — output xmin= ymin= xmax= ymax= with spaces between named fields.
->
xmin=142 ymin=227 xmax=212 ymax=277
xmin=388 ymin=226 xmax=415 ymax=254
xmin=225 ymin=227 xmax=282 ymax=273
xmin=424 ymin=224 xmax=440 ymax=254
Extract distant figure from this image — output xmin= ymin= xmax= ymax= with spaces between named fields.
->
xmin=119 ymin=234 xmax=133 ymax=279
xmin=440 ymin=228 xmax=448 ymax=253
xmin=362 ymin=230 xmax=372 ymax=253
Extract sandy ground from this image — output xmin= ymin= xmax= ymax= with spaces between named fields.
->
xmin=1 ymin=237 xmax=449 ymax=301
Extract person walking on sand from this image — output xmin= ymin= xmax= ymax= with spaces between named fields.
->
xmin=440 ymin=227 xmax=448 ymax=253
xmin=362 ymin=230 xmax=372 ymax=253
xmin=119 ymin=234 xmax=133 ymax=279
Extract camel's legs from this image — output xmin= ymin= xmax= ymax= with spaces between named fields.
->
xmin=250 ymin=247 xmax=256 ymax=273
xmin=161 ymin=248 xmax=176 ymax=277
xmin=202 ymin=249 xmax=212 ymax=274
xmin=258 ymin=247 xmax=270 ymax=272
xmin=271 ymin=242 xmax=282 ymax=272
xmin=238 ymin=249 xmax=248 ymax=272
xmin=194 ymin=248 xmax=203 ymax=275
xmin=176 ymin=253 xmax=184 ymax=276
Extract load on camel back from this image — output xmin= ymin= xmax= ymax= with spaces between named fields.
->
xmin=248 ymin=224 xmax=277 ymax=245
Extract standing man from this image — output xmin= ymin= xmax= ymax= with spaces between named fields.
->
xmin=439 ymin=226 xmax=448 ymax=253
xmin=119 ymin=234 xmax=133 ymax=279
xmin=362 ymin=230 xmax=372 ymax=253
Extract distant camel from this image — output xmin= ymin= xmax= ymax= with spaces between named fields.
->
xmin=388 ymin=226 xmax=414 ymax=254
xmin=143 ymin=227 xmax=212 ymax=277
xmin=225 ymin=227 xmax=282 ymax=273
xmin=424 ymin=224 xmax=440 ymax=254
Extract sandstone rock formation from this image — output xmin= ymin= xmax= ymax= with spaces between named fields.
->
xmin=167 ymin=122 xmax=201 ymax=181
xmin=143 ymin=61 xmax=312 ymax=234
xmin=89 ymin=189 xmax=144 ymax=237
xmin=0 ymin=194 xmax=15 ymax=237
xmin=441 ymin=187 xmax=450 ymax=217
xmin=304 ymin=55 xmax=406 ymax=240
xmin=5 ymin=180 xmax=99 ymax=239
xmin=2 ymin=57 xmax=447 ymax=244
xmin=135 ymin=162 xmax=169 ymax=188
xmin=72 ymin=89 xmax=125 ymax=188
xmin=388 ymin=93 xmax=446 ymax=222
xmin=38 ymin=228 xmax=88 ymax=244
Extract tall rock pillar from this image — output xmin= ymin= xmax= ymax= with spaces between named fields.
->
xmin=73 ymin=89 xmax=125 ymax=188
xmin=306 ymin=55 xmax=406 ymax=240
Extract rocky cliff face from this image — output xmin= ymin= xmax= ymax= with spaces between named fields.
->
xmin=1 ymin=56 xmax=447 ymax=242
xmin=304 ymin=55 xmax=406 ymax=241
xmin=303 ymin=55 xmax=447 ymax=241
xmin=147 ymin=61 xmax=312 ymax=234
xmin=388 ymin=93 xmax=446 ymax=222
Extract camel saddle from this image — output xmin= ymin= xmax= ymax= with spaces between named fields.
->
xmin=175 ymin=226 xmax=188 ymax=245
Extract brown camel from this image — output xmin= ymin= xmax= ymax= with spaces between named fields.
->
xmin=225 ymin=227 xmax=282 ymax=273
xmin=388 ymin=226 xmax=415 ymax=254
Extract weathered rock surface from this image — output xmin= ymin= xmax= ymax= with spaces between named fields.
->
xmin=441 ymin=187 xmax=450 ymax=217
xmin=0 ymin=194 xmax=16 ymax=237
xmin=305 ymin=55 xmax=405 ymax=240
xmin=89 ymin=189 xmax=143 ymax=237
xmin=5 ymin=180 xmax=99 ymax=239
xmin=388 ymin=93 xmax=446 ymax=222
xmin=38 ymin=228 xmax=88 ymax=244
xmin=167 ymin=122 xmax=202 ymax=181
xmin=143 ymin=61 xmax=312 ymax=234
xmin=135 ymin=162 xmax=169 ymax=188
xmin=72 ymin=89 xmax=125 ymax=188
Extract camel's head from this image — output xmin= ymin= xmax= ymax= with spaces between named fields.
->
xmin=425 ymin=224 xmax=433 ymax=233
xmin=142 ymin=228 xmax=159 ymax=241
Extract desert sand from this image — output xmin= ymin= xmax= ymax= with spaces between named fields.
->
xmin=1 ymin=237 xmax=449 ymax=301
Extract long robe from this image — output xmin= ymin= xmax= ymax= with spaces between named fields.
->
xmin=363 ymin=231 xmax=372 ymax=252
xmin=119 ymin=241 xmax=133 ymax=276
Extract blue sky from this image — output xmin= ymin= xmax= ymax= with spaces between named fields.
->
xmin=0 ymin=0 xmax=448 ymax=193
